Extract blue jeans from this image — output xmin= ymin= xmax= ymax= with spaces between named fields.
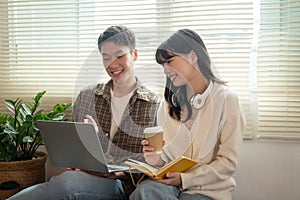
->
xmin=8 ymin=171 xmax=127 ymax=200
xmin=129 ymin=179 xmax=213 ymax=200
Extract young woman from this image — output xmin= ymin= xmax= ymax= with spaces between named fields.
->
xmin=130 ymin=29 xmax=246 ymax=200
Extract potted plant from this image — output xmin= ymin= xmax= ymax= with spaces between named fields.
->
xmin=0 ymin=91 xmax=71 ymax=198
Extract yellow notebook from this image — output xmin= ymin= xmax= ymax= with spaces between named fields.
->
xmin=124 ymin=156 xmax=197 ymax=180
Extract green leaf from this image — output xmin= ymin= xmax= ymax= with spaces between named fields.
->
xmin=53 ymin=104 xmax=64 ymax=113
xmin=62 ymin=103 xmax=72 ymax=110
xmin=4 ymin=99 xmax=15 ymax=105
xmin=4 ymin=123 xmax=17 ymax=135
xmin=0 ymin=113 xmax=7 ymax=124
xmin=34 ymin=113 xmax=49 ymax=120
xmin=34 ymin=91 xmax=46 ymax=104
xmin=3 ymin=123 xmax=17 ymax=142
xmin=22 ymin=136 xmax=34 ymax=143
xmin=46 ymin=111 xmax=57 ymax=119
xmin=32 ymin=124 xmax=40 ymax=132
xmin=16 ymin=116 xmax=23 ymax=127
xmin=21 ymin=103 xmax=32 ymax=115
xmin=50 ymin=113 xmax=64 ymax=121
xmin=22 ymin=121 xmax=32 ymax=128
xmin=53 ymin=103 xmax=72 ymax=113
xmin=33 ymin=109 xmax=44 ymax=117
xmin=19 ymin=108 xmax=27 ymax=119
xmin=4 ymin=100 xmax=16 ymax=114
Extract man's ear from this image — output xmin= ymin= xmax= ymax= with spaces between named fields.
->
xmin=132 ymin=49 xmax=138 ymax=61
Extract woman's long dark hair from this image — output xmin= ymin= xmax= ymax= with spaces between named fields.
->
xmin=156 ymin=29 xmax=224 ymax=121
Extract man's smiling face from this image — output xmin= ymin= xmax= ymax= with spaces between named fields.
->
xmin=101 ymin=41 xmax=137 ymax=84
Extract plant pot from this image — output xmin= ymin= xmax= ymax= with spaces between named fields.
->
xmin=0 ymin=181 xmax=20 ymax=200
xmin=0 ymin=151 xmax=47 ymax=199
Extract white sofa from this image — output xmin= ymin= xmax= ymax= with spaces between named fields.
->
xmin=44 ymin=139 xmax=300 ymax=200
xmin=232 ymin=139 xmax=300 ymax=200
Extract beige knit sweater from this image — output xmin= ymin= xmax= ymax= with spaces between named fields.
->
xmin=158 ymin=82 xmax=246 ymax=200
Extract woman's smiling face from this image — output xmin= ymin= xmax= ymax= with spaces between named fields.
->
xmin=161 ymin=52 xmax=197 ymax=87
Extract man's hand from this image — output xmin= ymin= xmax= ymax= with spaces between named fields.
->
xmin=66 ymin=168 xmax=125 ymax=179
xmin=84 ymin=170 xmax=125 ymax=179
xmin=76 ymin=168 xmax=126 ymax=179
xmin=85 ymin=114 xmax=99 ymax=134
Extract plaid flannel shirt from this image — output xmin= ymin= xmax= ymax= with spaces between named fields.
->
xmin=72 ymin=78 xmax=161 ymax=196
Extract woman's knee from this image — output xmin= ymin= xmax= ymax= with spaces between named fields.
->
xmin=131 ymin=179 xmax=179 ymax=200
xmin=135 ymin=179 xmax=163 ymax=192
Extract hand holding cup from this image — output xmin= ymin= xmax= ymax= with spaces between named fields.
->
xmin=143 ymin=126 xmax=164 ymax=152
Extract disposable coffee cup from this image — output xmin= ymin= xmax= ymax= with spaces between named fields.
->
xmin=144 ymin=126 xmax=164 ymax=152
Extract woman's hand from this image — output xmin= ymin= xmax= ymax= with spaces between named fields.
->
xmin=157 ymin=172 xmax=182 ymax=187
xmin=142 ymin=140 xmax=182 ymax=187
xmin=85 ymin=114 xmax=99 ymax=134
xmin=142 ymin=140 xmax=164 ymax=166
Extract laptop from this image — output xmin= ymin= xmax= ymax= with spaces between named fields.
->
xmin=37 ymin=120 xmax=129 ymax=173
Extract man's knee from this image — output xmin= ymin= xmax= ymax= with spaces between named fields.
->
xmin=48 ymin=171 xmax=84 ymax=190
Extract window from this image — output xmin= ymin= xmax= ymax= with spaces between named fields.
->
xmin=257 ymin=0 xmax=300 ymax=139
xmin=0 ymin=0 xmax=299 ymax=139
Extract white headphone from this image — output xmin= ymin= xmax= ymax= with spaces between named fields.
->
xmin=189 ymin=80 xmax=213 ymax=109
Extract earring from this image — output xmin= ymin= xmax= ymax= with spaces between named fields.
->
xmin=171 ymin=89 xmax=180 ymax=107
xmin=171 ymin=87 xmax=184 ymax=108
xmin=189 ymin=80 xmax=213 ymax=109
xmin=171 ymin=93 xmax=178 ymax=107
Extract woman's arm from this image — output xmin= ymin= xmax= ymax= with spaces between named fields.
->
xmin=181 ymin=110 xmax=245 ymax=190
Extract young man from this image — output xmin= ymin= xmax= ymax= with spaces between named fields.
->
xmin=9 ymin=25 xmax=160 ymax=200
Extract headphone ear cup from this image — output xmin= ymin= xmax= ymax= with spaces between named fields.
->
xmin=189 ymin=80 xmax=213 ymax=109
xmin=190 ymin=94 xmax=205 ymax=109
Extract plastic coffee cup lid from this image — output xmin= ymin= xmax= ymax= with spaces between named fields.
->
xmin=143 ymin=126 xmax=164 ymax=133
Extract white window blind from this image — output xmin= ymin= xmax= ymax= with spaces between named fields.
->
xmin=257 ymin=0 xmax=300 ymax=139
xmin=2 ymin=0 xmax=297 ymax=139
xmin=160 ymin=0 xmax=254 ymax=138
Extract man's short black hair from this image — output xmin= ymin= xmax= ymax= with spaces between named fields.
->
xmin=98 ymin=25 xmax=136 ymax=52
